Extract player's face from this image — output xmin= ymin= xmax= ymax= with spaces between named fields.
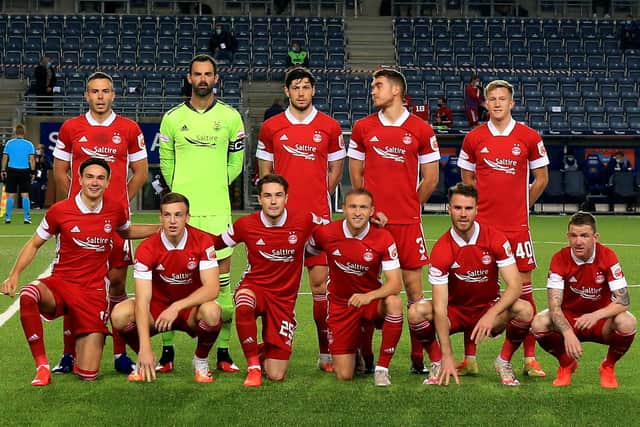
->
xmin=160 ymin=202 xmax=190 ymax=239
xmin=486 ymin=87 xmax=515 ymax=123
xmin=188 ymin=61 xmax=219 ymax=98
xmin=85 ymin=78 xmax=115 ymax=116
xmin=285 ymin=78 xmax=315 ymax=112
xmin=448 ymin=194 xmax=477 ymax=235
xmin=371 ymin=76 xmax=400 ymax=109
xmin=79 ymin=164 xmax=110 ymax=200
xmin=343 ymin=194 xmax=373 ymax=234
xmin=258 ymin=183 xmax=288 ymax=220
xmin=567 ymin=224 xmax=599 ymax=261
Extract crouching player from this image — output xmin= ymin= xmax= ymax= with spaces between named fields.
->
xmin=214 ymin=174 xmax=322 ymax=387
xmin=111 ymin=192 xmax=223 ymax=383
xmin=408 ymin=183 xmax=533 ymax=386
xmin=532 ymin=212 xmax=636 ymax=388
xmin=308 ymin=188 xmax=403 ymax=387
xmin=1 ymin=158 xmax=157 ymax=386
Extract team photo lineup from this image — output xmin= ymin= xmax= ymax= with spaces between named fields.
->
xmin=1 ymin=53 xmax=636 ymax=392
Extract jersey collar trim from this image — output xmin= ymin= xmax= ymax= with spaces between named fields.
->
xmin=85 ymin=111 xmax=116 ymax=127
xmin=449 ymin=221 xmax=480 ymax=246
xmin=378 ymin=109 xmax=410 ymax=127
xmin=186 ymin=99 xmax=217 ymax=113
xmin=342 ymin=219 xmax=370 ymax=240
xmin=160 ymin=227 xmax=188 ymax=250
xmin=488 ymin=118 xmax=516 ymax=136
xmin=570 ymin=244 xmax=596 ymax=265
xmin=285 ymin=106 xmax=318 ymax=125
xmin=260 ymin=209 xmax=288 ymax=228
xmin=75 ymin=192 xmax=103 ymax=214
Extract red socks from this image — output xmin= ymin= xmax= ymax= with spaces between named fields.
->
xmin=377 ymin=314 xmax=403 ymax=368
xmin=235 ymin=293 xmax=260 ymax=367
xmin=313 ymin=294 xmax=329 ymax=355
xmin=19 ymin=285 xmax=48 ymax=367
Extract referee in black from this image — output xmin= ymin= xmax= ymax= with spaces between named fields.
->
xmin=1 ymin=124 xmax=35 ymax=224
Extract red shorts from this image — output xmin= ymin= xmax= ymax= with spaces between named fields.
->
xmin=385 ymin=223 xmax=429 ymax=269
xmin=39 ymin=276 xmax=109 ymax=336
xmin=448 ymin=301 xmax=498 ymax=336
xmin=564 ymin=310 xmax=609 ymax=343
xmin=304 ymin=251 xmax=328 ymax=268
xmin=109 ymin=234 xmax=134 ymax=269
xmin=502 ymin=229 xmax=537 ymax=273
xmin=150 ymin=299 xmax=196 ymax=337
xmin=327 ymin=296 xmax=383 ymax=355
xmin=235 ymin=285 xmax=297 ymax=360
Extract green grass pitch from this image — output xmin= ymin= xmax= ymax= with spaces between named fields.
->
xmin=1 ymin=213 xmax=639 ymax=426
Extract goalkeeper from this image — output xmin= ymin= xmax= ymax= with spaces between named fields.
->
xmin=158 ymin=54 xmax=245 ymax=373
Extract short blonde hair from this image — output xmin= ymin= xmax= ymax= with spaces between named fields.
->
xmin=14 ymin=123 xmax=26 ymax=136
xmin=484 ymin=80 xmax=514 ymax=98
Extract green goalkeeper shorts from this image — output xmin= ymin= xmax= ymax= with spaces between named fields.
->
xmin=189 ymin=215 xmax=233 ymax=260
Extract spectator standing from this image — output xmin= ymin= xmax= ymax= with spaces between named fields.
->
xmin=33 ymin=56 xmax=56 ymax=115
xmin=209 ymin=23 xmax=237 ymax=64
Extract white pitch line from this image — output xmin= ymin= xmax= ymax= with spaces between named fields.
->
xmin=0 ymin=298 xmax=20 ymax=327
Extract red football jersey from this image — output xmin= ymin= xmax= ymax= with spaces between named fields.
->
xmin=428 ymin=222 xmax=515 ymax=310
xmin=547 ymin=242 xmax=627 ymax=314
xmin=133 ymin=224 xmax=218 ymax=306
xmin=458 ymin=119 xmax=549 ymax=232
xmin=256 ymin=108 xmax=345 ymax=219
xmin=54 ymin=111 xmax=147 ymax=209
xmin=36 ymin=193 xmax=130 ymax=289
xmin=309 ymin=220 xmax=400 ymax=304
xmin=215 ymin=209 xmax=320 ymax=302
xmin=348 ymin=110 xmax=440 ymax=224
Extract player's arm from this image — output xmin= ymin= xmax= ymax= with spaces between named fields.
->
xmin=1 ymin=234 xmax=48 ymax=297
xmin=471 ymin=262 xmax=522 ymax=343
xmin=133 ymin=276 xmax=156 ymax=382
xmin=227 ymin=124 xmax=246 ymax=183
xmin=460 ymin=169 xmax=476 ymax=187
xmin=432 ymin=282 xmax=458 ymax=385
xmin=348 ymin=267 xmax=402 ymax=308
xmin=118 ymin=223 xmax=160 ymax=240
xmin=257 ymin=159 xmax=273 ymax=178
xmin=29 ymin=153 xmax=36 ymax=172
xmin=548 ymin=287 xmax=582 ymax=360
xmin=52 ymin=157 xmax=71 ymax=201
xmin=417 ymin=161 xmax=439 ymax=204
xmin=327 ymin=159 xmax=344 ymax=193
xmin=348 ymin=158 xmax=364 ymax=189
xmin=528 ymin=166 xmax=549 ymax=207
xmin=574 ymin=287 xmax=630 ymax=330
xmin=127 ymin=158 xmax=149 ymax=202
xmin=158 ymin=118 xmax=175 ymax=189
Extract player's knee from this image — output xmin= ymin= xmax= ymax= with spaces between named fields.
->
xmin=384 ymin=294 xmax=403 ymax=315
xmin=199 ymin=301 xmax=222 ymax=326
xmin=407 ymin=300 xmax=431 ymax=324
xmin=615 ymin=311 xmax=637 ymax=334
xmin=531 ymin=309 xmax=551 ymax=334
xmin=266 ymin=369 xmax=286 ymax=382
xmin=514 ymin=299 xmax=534 ymax=322
xmin=334 ymin=369 xmax=353 ymax=381
xmin=110 ymin=299 xmax=134 ymax=329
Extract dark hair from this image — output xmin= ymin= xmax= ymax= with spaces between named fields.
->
xmin=447 ymin=182 xmax=478 ymax=201
xmin=257 ymin=173 xmax=289 ymax=194
xmin=285 ymin=66 xmax=315 ymax=88
xmin=79 ymin=158 xmax=111 ymax=177
xmin=568 ymin=211 xmax=597 ymax=233
xmin=372 ymin=67 xmax=407 ymax=98
xmin=160 ymin=192 xmax=190 ymax=213
xmin=14 ymin=123 xmax=26 ymax=136
xmin=86 ymin=71 xmax=114 ymax=90
xmin=343 ymin=187 xmax=374 ymax=205
xmin=438 ymin=97 xmax=446 ymax=103
xmin=189 ymin=54 xmax=217 ymax=75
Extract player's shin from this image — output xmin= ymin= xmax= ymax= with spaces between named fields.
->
xmin=407 ymin=300 xmax=426 ymax=368
xmin=118 ymin=322 xmax=140 ymax=353
xmin=235 ymin=294 xmax=260 ymax=367
xmin=19 ymin=285 xmax=48 ymax=368
xmin=519 ymin=288 xmax=538 ymax=358
xmin=499 ymin=319 xmax=531 ymax=362
xmin=408 ymin=319 xmax=442 ymax=362
xmin=63 ymin=315 xmax=76 ymax=357
xmin=605 ymin=329 xmax=636 ymax=366
xmin=533 ymin=331 xmax=573 ymax=367
xmin=109 ymin=294 xmax=129 ymax=355
xmin=195 ymin=319 xmax=222 ymax=358
xmin=313 ymin=293 xmax=330 ymax=356
xmin=377 ymin=315 xmax=403 ymax=369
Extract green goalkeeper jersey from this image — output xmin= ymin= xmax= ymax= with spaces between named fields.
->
xmin=159 ymin=100 xmax=245 ymax=216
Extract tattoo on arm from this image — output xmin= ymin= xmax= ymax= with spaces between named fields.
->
xmin=614 ymin=287 xmax=630 ymax=306
xmin=548 ymin=288 xmax=572 ymax=333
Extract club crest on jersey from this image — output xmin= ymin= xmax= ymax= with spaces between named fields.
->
xmin=402 ymin=134 xmax=412 ymax=145
xmin=112 ymin=133 xmax=122 ymax=144
xmin=363 ymin=249 xmax=374 ymax=262
xmin=312 ymin=131 xmax=323 ymax=143
xmin=511 ymin=144 xmax=521 ymax=156
xmin=104 ymin=220 xmax=112 ymax=233
xmin=595 ymin=271 xmax=605 ymax=284
xmin=481 ymin=253 xmax=492 ymax=265
xmin=187 ymin=257 xmax=197 ymax=270
xmin=288 ymin=232 xmax=298 ymax=244
xmin=213 ymin=121 xmax=222 ymax=130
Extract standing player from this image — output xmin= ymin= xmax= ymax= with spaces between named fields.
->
xmin=348 ymin=67 xmax=440 ymax=374
xmin=458 ymin=79 xmax=549 ymax=378
xmin=52 ymin=71 xmax=148 ymax=374
xmin=1 ymin=159 xmax=157 ymax=386
xmin=256 ymin=67 xmax=345 ymax=372
xmin=409 ymin=183 xmax=533 ymax=386
xmin=214 ymin=174 xmax=323 ymax=386
xmin=111 ymin=192 xmax=223 ymax=383
xmin=308 ymin=188 xmax=403 ymax=387
xmin=532 ymin=212 xmax=636 ymax=388
xmin=1 ymin=123 xmax=35 ymax=224
xmin=159 ymin=54 xmax=245 ymax=372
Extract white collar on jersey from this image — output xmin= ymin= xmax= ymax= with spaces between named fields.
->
xmin=449 ymin=221 xmax=480 ymax=247
xmin=75 ymin=192 xmax=103 ymax=213
xmin=160 ymin=227 xmax=188 ymax=250
xmin=85 ymin=110 xmax=117 ymax=127
xmin=260 ymin=209 xmax=288 ymax=228
xmin=285 ymin=106 xmax=318 ymax=125
xmin=342 ymin=219 xmax=370 ymax=240
xmin=487 ymin=118 xmax=516 ymax=136
xmin=377 ymin=109 xmax=410 ymax=127
xmin=570 ymin=244 xmax=597 ymax=265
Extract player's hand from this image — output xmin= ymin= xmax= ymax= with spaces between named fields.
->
xmin=155 ymin=305 xmax=179 ymax=332
xmin=470 ymin=313 xmax=495 ymax=344
xmin=1 ymin=276 xmax=18 ymax=298
xmin=348 ymin=293 xmax=374 ymax=308
xmin=574 ymin=312 xmax=600 ymax=330
xmin=439 ymin=354 xmax=460 ymax=386
xmin=137 ymin=348 xmax=156 ymax=382
xmin=563 ymin=331 xmax=583 ymax=360
xmin=370 ymin=211 xmax=388 ymax=227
